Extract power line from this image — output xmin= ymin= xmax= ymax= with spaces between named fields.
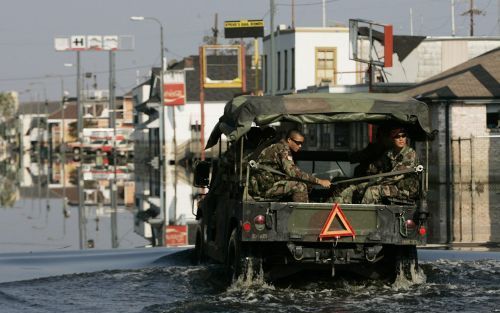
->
xmin=277 ymin=0 xmax=338 ymax=7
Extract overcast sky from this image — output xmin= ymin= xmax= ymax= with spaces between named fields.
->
xmin=1 ymin=0 xmax=498 ymax=102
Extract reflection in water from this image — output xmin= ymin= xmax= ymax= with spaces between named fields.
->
xmin=0 ymin=141 xmax=149 ymax=252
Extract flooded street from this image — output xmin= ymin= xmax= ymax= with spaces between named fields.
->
xmin=0 ymin=248 xmax=499 ymax=313
xmin=0 ymin=143 xmax=499 ymax=312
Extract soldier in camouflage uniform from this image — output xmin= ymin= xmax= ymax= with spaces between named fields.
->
xmin=334 ymin=127 xmax=419 ymax=204
xmin=250 ymin=130 xmax=331 ymax=202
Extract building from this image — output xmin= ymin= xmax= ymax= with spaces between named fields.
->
xmin=403 ymin=47 xmax=500 ymax=244
xmin=132 ymin=53 xmax=257 ymax=246
xmin=262 ymin=25 xmax=500 ymax=94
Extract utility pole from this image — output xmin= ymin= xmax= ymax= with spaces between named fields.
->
xmin=291 ymin=0 xmax=295 ymax=29
xmin=212 ymin=13 xmax=219 ymax=45
xmin=322 ymin=0 xmax=326 ymax=27
xmin=498 ymin=0 xmax=500 ymax=35
xmin=270 ymin=0 xmax=276 ymax=96
xmin=109 ymin=50 xmax=118 ymax=248
xmin=461 ymin=0 xmax=484 ymax=36
xmin=451 ymin=0 xmax=456 ymax=36
xmin=410 ymin=8 xmax=414 ymax=35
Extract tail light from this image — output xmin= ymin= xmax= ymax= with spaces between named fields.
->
xmin=242 ymin=221 xmax=252 ymax=232
xmin=254 ymin=215 xmax=266 ymax=231
xmin=404 ymin=219 xmax=416 ymax=231
xmin=419 ymin=226 xmax=427 ymax=236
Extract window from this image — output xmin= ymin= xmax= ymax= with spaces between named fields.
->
xmin=277 ymin=51 xmax=281 ymax=91
xmin=284 ymin=50 xmax=288 ymax=90
xmin=487 ymin=104 xmax=500 ymax=129
xmin=315 ymin=47 xmax=337 ymax=86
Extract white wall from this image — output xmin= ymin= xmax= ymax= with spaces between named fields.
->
xmin=263 ymin=27 xmax=358 ymax=95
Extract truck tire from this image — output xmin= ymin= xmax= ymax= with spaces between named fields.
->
xmin=396 ymin=245 xmax=419 ymax=281
xmin=73 ymin=147 xmax=80 ymax=154
xmin=226 ymin=228 xmax=244 ymax=282
xmin=191 ymin=222 xmax=205 ymax=265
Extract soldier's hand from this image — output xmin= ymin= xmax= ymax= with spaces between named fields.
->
xmin=317 ymin=178 xmax=332 ymax=188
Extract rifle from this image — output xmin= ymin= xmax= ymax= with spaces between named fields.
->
xmin=330 ymin=165 xmax=424 ymax=186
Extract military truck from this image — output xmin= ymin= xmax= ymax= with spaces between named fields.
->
xmin=192 ymin=93 xmax=434 ymax=282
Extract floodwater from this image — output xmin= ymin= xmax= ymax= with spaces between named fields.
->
xmin=1 ymin=151 xmax=499 ymax=312
xmin=0 ymin=248 xmax=499 ymax=313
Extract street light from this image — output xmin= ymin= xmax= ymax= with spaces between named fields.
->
xmin=130 ymin=15 xmax=166 ymax=246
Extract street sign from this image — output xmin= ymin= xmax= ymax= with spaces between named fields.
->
xmin=54 ymin=35 xmax=133 ymax=51
xmin=87 ymin=35 xmax=103 ymax=50
xmin=224 ymin=19 xmax=264 ymax=38
xmin=70 ymin=35 xmax=87 ymax=50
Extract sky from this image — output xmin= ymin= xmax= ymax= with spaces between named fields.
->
xmin=0 ymin=0 xmax=498 ymax=102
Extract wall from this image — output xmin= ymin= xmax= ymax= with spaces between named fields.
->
xmin=449 ymin=104 xmax=500 ymax=243
xmin=262 ymin=27 xmax=358 ymax=95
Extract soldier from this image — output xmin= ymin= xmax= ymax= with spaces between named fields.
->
xmin=250 ymin=129 xmax=331 ymax=202
xmin=334 ymin=127 xmax=419 ymax=204
xmin=361 ymin=127 xmax=419 ymax=204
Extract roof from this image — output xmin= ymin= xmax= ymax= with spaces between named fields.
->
xmin=206 ymin=92 xmax=433 ymax=148
xmin=19 ymin=101 xmax=61 ymax=115
xmin=48 ymin=103 xmax=78 ymax=119
xmin=402 ymin=47 xmax=500 ymax=100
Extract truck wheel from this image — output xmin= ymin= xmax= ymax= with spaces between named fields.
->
xmin=226 ymin=228 xmax=244 ymax=282
xmin=191 ymin=223 xmax=205 ymax=265
xmin=396 ymin=245 xmax=419 ymax=281
xmin=73 ymin=147 xmax=80 ymax=154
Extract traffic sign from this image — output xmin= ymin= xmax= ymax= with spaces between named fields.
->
xmin=70 ymin=35 xmax=86 ymax=50
xmin=319 ymin=203 xmax=356 ymax=240
xmin=54 ymin=35 xmax=133 ymax=51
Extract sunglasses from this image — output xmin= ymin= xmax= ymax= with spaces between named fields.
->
xmin=393 ymin=133 xmax=407 ymax=139
xmin=289 ymin=138 xmax=304 ymax=145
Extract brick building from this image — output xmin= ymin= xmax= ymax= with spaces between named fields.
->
xmin=403 ymin=47 xmax=500 ymax=244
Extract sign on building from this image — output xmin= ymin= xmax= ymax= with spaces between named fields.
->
xmin=164 ymin=70 xmax=186 ymax=106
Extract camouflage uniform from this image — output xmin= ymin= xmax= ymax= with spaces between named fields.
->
xmin=249 ymin=140 xmax=318 ymax=202
xmin=361 ymin=145 xmax=419 ymax=203
xmin=333 ymin=145 xmax=419 ymax=204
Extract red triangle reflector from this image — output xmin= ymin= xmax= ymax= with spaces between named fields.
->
xmin=319 ymin=203 xmax=356 ymax=240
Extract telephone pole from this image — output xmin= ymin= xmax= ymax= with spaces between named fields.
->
xmin=461 ymin=0 xmax=484 ymax=36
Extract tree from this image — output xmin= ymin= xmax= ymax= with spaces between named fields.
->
xmin=0 ymin=93 xmax=16 ymax=122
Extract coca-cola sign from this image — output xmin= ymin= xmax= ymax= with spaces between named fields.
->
xmin=163 ymin=83 xmax=185 ymax=106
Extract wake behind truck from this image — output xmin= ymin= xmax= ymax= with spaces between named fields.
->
xmin=192 ymin=93 xmax=434 ymax=282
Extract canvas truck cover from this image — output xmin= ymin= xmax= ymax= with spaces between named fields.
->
xmin=206 ymin=93 xmax=434 ymax=149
